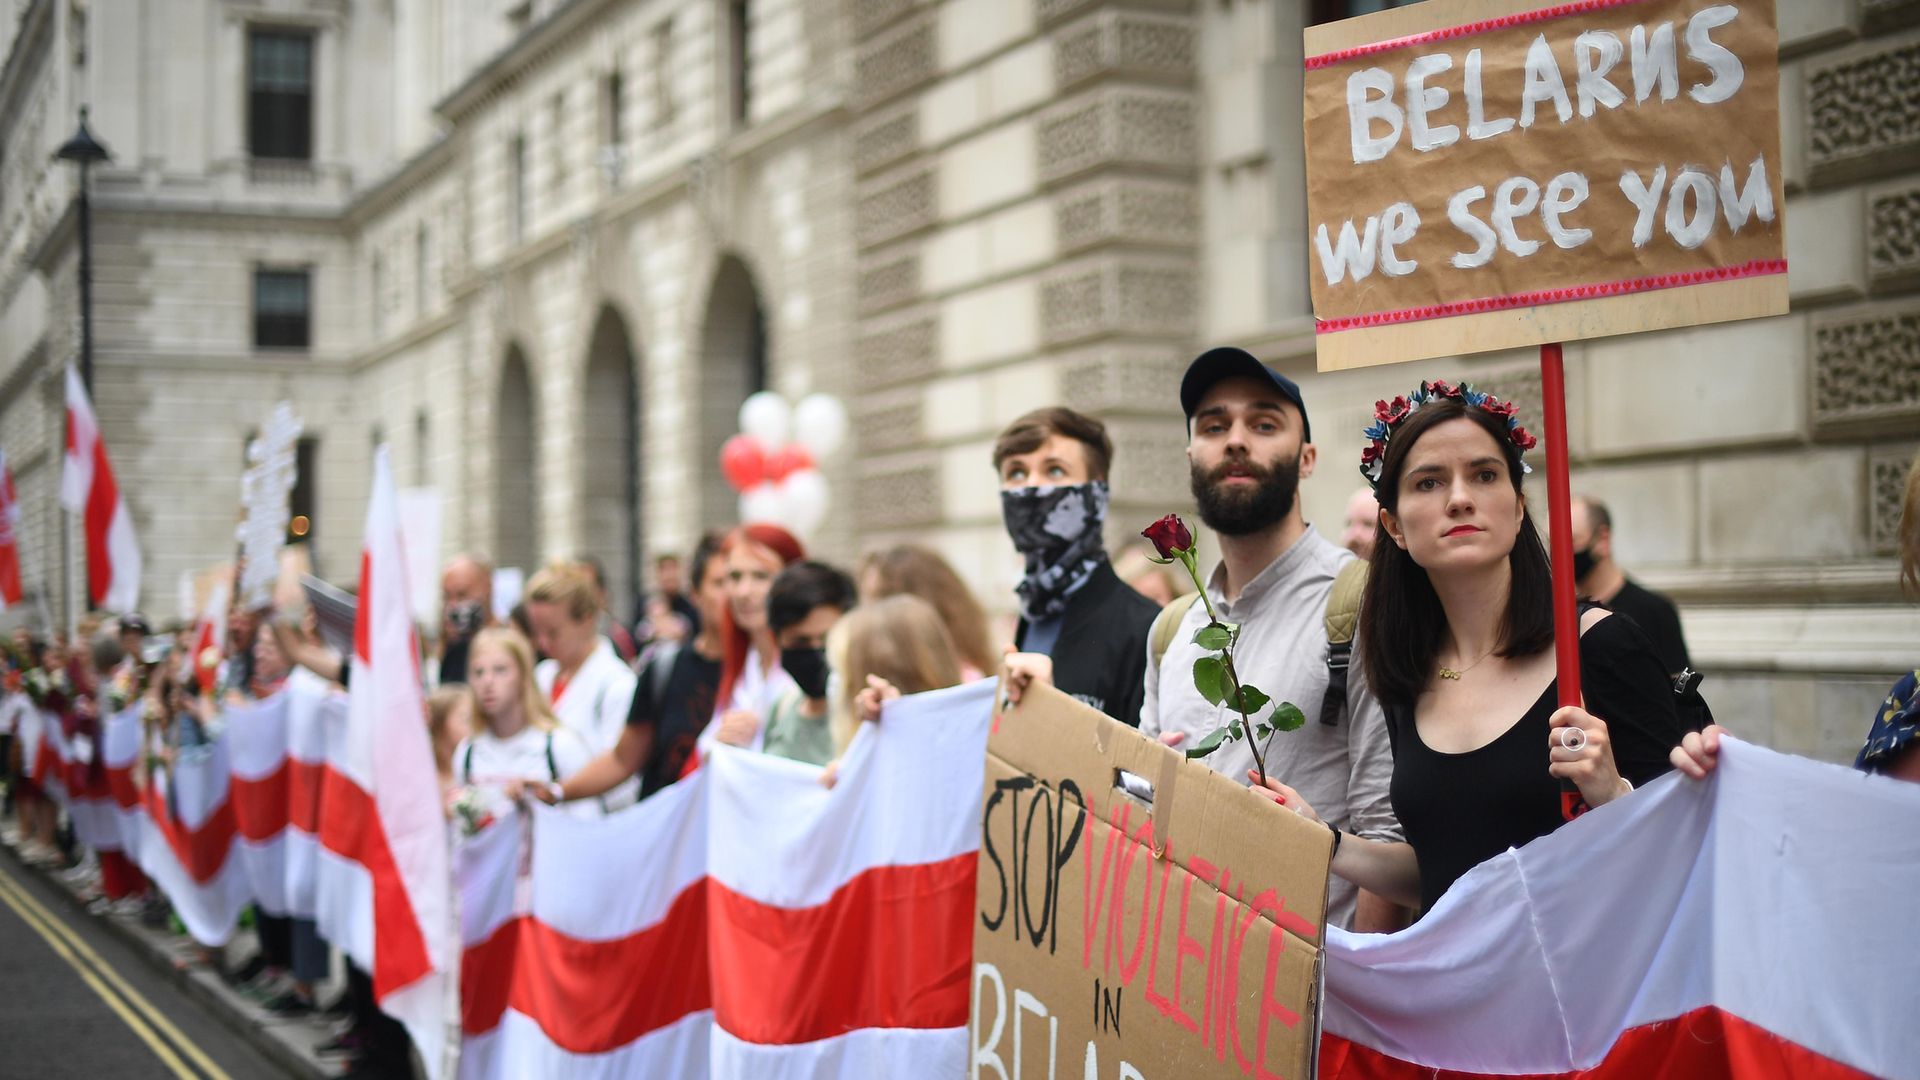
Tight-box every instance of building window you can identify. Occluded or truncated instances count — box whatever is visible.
[651,20,675,129]
[248,29,314,161]
[600,68,624,187]
[509,133,527,244]
[727,0,750,128]
[415,224,430,315]
[254,268,311,350]
[549,92,568,197]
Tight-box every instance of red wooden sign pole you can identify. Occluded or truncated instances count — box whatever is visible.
[1539,342,1586,818]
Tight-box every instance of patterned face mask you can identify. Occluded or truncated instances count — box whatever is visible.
[1001,481,1110,624]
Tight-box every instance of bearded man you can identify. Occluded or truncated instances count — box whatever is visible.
[1139,347,1407,932]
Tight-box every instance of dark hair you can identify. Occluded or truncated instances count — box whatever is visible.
[686,530,726,590]
[574,554,609,591]
[1359,398,1555,707]
[767,561,858,635]
[1575,494,1612,534]
[992,406,1114,482]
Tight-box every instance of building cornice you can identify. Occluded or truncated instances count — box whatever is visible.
[433,0,626,127]
[343,133,460,227]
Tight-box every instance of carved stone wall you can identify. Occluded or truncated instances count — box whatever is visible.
[857,250,921,315]
[855,311,939,386]
[1040,254,1197,346]
[1052,11,1193,91]
[1869,182,1920,292]
[855,15,938,110]
[1811,301,1920,435]
[855,165,937,247]
[854,388,926,454]
[856,461,943,528]
[1052,176,1196,254]
[1807,37,1920,185]
[1058,345,1188,412]
[1870,444,1917,554]
[855,107,920,177]
[1036,88,1197,187]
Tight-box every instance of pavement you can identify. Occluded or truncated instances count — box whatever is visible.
[0,837,349,1080]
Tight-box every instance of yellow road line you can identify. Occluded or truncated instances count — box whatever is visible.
[0,869,201,1080]
[0,866,234,1080]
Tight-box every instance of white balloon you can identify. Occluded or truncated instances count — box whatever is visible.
[779,468,831,536]
[739,482,783,525]
[738,391,792,448]
[792,393,849,460]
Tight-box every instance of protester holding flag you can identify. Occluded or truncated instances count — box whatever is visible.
[1253,382,1689,917]
[520,532,730,808]
[524,561,639,807]
[62,366,141,613]
[711,524,806,751]
[456,626,597,817]
[840,594,966,732]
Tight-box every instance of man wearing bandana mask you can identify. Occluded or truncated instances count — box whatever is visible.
[760,561,859,767]
[996,408,1159,727]
[439,553,498,685]
[1568,495,1691,679]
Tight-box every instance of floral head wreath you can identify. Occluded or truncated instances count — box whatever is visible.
[1360,380,1537,490]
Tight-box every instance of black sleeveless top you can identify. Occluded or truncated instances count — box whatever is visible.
[1385,614,1690,915]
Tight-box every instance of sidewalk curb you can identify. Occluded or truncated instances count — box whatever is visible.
[1,844,333,1080]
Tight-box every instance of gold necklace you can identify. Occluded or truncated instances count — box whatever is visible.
[1437,648,1497,681]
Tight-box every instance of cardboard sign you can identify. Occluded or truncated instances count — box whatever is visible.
[972,682,1332,1080]
[1304,0,1786,370]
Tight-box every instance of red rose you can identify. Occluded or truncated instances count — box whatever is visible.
[1141,514,1195,560]
[1360,442,1383,466]
[1511,427,1538,451]
[1484,398,1518,420]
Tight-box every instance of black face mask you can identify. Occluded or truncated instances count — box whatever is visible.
[1572,547,1597,581]
[1001,481,1111,624]
[780,646,831,701]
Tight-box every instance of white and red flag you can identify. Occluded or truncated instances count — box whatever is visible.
[317,445,453,1077]
[0,448,22,609]
[61,365,141,612]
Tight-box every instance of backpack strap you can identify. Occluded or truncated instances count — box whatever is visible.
[462,741,474,785]
[1318,560,1369,727]
[545,730,559,782]
[1149,593,1203,670]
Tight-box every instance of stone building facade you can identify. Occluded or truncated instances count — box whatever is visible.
[2,0,1915,762]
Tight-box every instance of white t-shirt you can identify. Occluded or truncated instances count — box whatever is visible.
[537,637,639,810]
[698,646,795,755]
[454,724,599,819]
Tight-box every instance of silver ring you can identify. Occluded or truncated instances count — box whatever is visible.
[1558,727,1588,753]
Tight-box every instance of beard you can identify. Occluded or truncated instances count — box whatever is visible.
[1190,450,1301,536]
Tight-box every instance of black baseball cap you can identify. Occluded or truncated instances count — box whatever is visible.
[1178,347,1311,443]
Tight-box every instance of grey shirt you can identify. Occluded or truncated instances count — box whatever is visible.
[1140,525,1402,929]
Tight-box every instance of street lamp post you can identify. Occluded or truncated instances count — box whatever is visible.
[55,108,112,626]
[56,106,112,393]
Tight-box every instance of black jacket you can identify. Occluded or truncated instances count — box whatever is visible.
[1015,561,1159,727]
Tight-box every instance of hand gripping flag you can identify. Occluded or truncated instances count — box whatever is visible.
[61,365,141,612]
[318,445,454,1077]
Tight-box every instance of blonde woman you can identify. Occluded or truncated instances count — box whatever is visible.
[856,546,996,680]
[840,595,966,734]
[456,628,598,818]
[426,684,476,811]
[524,563,639,760]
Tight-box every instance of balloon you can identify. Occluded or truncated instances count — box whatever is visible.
[739,482,783,525]
[779,468,831,537]
[738,391,792,448]
[719,434,769,492]
[766,443,815,483]
[793,394,848,460]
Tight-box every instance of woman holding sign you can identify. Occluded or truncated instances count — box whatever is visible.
[1251,383,1687,916]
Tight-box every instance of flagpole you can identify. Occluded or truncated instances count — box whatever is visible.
[1539,343,1584,819]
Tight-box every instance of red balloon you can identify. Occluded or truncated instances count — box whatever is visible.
[766,444,815,483]
[720,435,769,492]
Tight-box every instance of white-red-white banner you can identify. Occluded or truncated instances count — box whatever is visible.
[12,682,1918,1079]
[0,448,23,610]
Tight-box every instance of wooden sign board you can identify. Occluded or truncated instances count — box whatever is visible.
[972,682,1333,1080]
[1304,0,1787,370]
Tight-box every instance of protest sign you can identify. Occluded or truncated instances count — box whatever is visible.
[1304,0,1786,370]
[973,682,1332,1080]
[235,402,302,609]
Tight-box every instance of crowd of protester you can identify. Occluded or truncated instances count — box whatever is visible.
[4,346,1917,1077]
